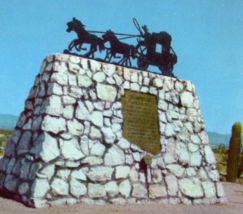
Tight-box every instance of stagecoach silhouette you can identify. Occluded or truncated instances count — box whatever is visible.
[64,17,177,77]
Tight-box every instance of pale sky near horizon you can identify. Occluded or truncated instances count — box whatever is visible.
[0,0,242,134]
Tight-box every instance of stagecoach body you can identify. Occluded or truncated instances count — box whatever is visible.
[136,38,177,77]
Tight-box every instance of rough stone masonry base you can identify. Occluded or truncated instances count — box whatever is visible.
[0,54,227,207]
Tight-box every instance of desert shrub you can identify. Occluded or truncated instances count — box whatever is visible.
[0,128,13,148]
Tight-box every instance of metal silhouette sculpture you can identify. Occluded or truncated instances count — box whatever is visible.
[102,30,136,67]
[65,17,105,58]
[64,17,177,77]
[133,18,177,76]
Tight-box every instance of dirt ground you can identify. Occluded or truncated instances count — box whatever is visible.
[0,182,242,214]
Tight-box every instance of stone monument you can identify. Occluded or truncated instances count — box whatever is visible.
[0,54,226,207]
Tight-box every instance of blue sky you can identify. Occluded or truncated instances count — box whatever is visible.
[0,0,242,134]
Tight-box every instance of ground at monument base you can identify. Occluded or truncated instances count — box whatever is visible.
[0,182,242,214]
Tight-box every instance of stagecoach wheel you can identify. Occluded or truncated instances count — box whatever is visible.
[137,56,149,70]
[159,62,174,77]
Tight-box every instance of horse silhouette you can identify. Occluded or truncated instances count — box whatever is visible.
[66,17,105,58]
[102,30,136,67]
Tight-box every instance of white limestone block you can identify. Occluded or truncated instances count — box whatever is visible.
[119,179,131,198]
[51,72,68,85]
[106,77,115,85]
[31,178,50,198]
[70,169,87,181]
[113,74,123,85]
[6,158,16,174]
[163,152,177,165]
[158,100,168,111]
[202,181,216,198]
[204,145,216,165]
[179,178,204,198]
[186,167,197,177]
[199,131,210,145]
[4,174,18,193]
[97,83,117,102]
[90,126,102,139]
[101,127,116,144]
[93,72,106,82]
[115,166,130,179]
[164,123,175,137]
[56,169,70,182]
[208,169,219,181]
[89,59,101,72]
[125,154,133,165]
[51,178,69,196]
[16,131,32,156]
[68,62,82,74]
[186,81,194,92]
[165,174,178,196]
[19,182,30,195]
[186,108,198,116]
[216,182,225,197]
[149,184,167,199]
[93,101,105,110]
[164,78,174,91]
[75,101,91,120]
[104,145,125,166]
[70,179,87,198]
[184,122,193,133]
[129,166,139,182]
[175,142,189,165]
[102,63,116,76]
[189,151,202,166]
[188,143,199,152]
[67,119,84,135]
[63,105,74,119]
[69,87,83,98]
[109,197,125,204]
[39,164,55,181]
[69,55,80,64]
[88,183,106,198]
[175,81,184,92]
[86,166,114,182]
[60,138,84,161]
[105,181,119,197]
[167,164,185,178]
[117,138,131,149]
[41,115,66,134]
[81,156,103,165]
[78,75,92,87]
[37,82,46,97]
[47,82,63,95]
[190,134,201,144]
[91,111,103,127]
[62,95,76,105]
[90,142,106,157]
[132,152,140,162]
[153,78,163,88]
[180,91,194,107]
[132,183,147,198]
[30,132,60,163]
[197,168,208,181]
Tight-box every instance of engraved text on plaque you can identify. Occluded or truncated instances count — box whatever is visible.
[120,90,161,155]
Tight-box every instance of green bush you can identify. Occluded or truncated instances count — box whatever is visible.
[0,128,13,148]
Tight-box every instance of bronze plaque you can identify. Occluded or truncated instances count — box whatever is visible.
[120,90,161,155]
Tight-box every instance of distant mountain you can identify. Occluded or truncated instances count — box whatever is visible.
[207,131,243,147]
[0,114,18,129]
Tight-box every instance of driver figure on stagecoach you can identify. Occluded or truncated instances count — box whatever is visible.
[136,24,172,57]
